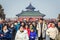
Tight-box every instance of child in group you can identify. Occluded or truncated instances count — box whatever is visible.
[29,28,37,40]
[46,22,58,40]
[29,24,33,30]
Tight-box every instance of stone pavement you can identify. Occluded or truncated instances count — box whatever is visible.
[35,35,50,40]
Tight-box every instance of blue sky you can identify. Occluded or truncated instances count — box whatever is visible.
[0,0,60,18]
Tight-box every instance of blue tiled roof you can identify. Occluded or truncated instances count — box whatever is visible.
[26,4,35,9]
[16,11,45,17]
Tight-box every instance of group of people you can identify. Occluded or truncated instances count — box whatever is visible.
[0,18,60,40]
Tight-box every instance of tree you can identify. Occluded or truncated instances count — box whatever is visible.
[0,4,5,20]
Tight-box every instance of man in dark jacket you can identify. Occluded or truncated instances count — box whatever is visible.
[8,24,16,40]
[56,20,60,40]
[0,23,3,31]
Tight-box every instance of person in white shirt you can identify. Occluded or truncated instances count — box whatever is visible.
[15,26,29,40]
[37,18,47,40]
[46,22,58,40]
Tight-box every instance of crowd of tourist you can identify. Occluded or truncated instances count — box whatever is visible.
[0,18,60,40]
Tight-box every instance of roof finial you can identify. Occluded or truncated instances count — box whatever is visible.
[26,3,35,11]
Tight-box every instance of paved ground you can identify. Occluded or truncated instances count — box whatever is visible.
[35,35,50,40]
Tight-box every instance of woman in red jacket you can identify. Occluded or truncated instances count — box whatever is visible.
[24,24,30,37]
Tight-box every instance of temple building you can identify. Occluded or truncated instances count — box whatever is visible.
[16,4,45,21]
